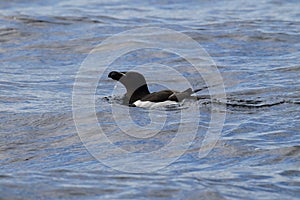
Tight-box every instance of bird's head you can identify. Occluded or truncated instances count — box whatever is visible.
[108,71,149,99]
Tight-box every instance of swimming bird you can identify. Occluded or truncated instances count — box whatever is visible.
[108,71,205,108]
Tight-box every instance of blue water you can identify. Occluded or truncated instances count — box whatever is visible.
[1,0,300,199]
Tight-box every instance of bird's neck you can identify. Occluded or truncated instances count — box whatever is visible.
[125,84,150,105]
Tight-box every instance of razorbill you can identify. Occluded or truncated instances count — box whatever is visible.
[108,71,203,108]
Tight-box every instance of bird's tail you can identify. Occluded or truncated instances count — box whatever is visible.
[168,87,209,102]
[192,86,208,93]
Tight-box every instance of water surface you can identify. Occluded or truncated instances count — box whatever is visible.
[0,0,300,199]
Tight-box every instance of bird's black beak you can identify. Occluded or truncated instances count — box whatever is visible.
[108,71,126,81]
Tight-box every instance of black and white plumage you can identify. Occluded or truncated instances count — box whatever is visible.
[108,71,201,108]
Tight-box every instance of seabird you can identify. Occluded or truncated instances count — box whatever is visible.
[108,71,204,108]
